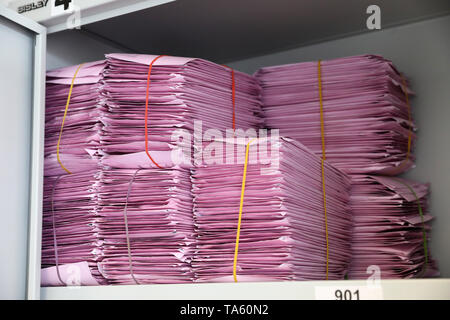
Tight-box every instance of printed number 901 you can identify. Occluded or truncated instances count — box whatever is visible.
[335,289,360,300]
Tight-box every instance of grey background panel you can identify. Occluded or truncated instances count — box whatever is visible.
[46,30,126,70]
[0,15,33,299]
[80,0,450,63]
[229,15,450,277]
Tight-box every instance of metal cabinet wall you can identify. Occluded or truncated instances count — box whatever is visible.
[0,7,46,300]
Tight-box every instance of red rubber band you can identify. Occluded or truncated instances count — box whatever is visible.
[145,55,166,168]
[223,65,236,130]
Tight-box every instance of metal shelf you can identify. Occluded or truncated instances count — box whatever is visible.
[41,279,450,300]
[2,0,449,300]
[5,0,174,33]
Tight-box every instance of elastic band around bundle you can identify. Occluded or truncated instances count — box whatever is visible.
[51,175,67,286]
[397,76,413,171]
[145,55,166,169]
[223,65,236,131]
[233,138,257,282]
[123,168,143,285]
[317,60,330,280]
[56,63,85,174]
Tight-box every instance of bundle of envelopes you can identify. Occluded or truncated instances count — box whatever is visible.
[44,60,106,176]
[191,137,352,282]
[101,53,262,165]
[41,53,264,286]
[254,55,415,175]
[41,170,105,284]
[348,175,439,279]
[98,52,258,284]
[42,61,107,285]
[96,167,194,284]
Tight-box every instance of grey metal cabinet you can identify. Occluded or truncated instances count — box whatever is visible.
[0,7,46,300]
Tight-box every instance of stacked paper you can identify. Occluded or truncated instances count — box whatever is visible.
[191,137,352,282]
[255,55,415,175]
[42,61,106,285]
[41,171,105,284]
[44,60,106,176]
[96,168,194,284]
[100,53,261,164]
[348,175,439,279]
[95,53,263,285]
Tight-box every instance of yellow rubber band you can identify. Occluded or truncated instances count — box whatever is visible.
[56,63,85,174]
[317,60,329,280]
[233,138,257,282]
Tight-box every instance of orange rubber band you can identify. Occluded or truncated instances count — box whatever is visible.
[398,76,413,170]
[56,63,84,174]
[145,55,166,169]
[317,60,329,280]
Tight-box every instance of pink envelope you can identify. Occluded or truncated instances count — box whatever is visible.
[348,175,438,279]
[254,54,416,175]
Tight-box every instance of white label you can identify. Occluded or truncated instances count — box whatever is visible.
[51,0,74,17]
[315,285,384,300]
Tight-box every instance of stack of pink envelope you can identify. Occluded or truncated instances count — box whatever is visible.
[44,60,106,176]
[101,53,262,164]
[92,53,263,285]
[42,61,107,285]
[348,175,439,279]
[191,137,352,282]
[95,168,194,284]
[41,170,105,285]
[254,55,415,175]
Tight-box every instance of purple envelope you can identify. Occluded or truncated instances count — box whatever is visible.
[348,175,439,279]
[191,137,352,282]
